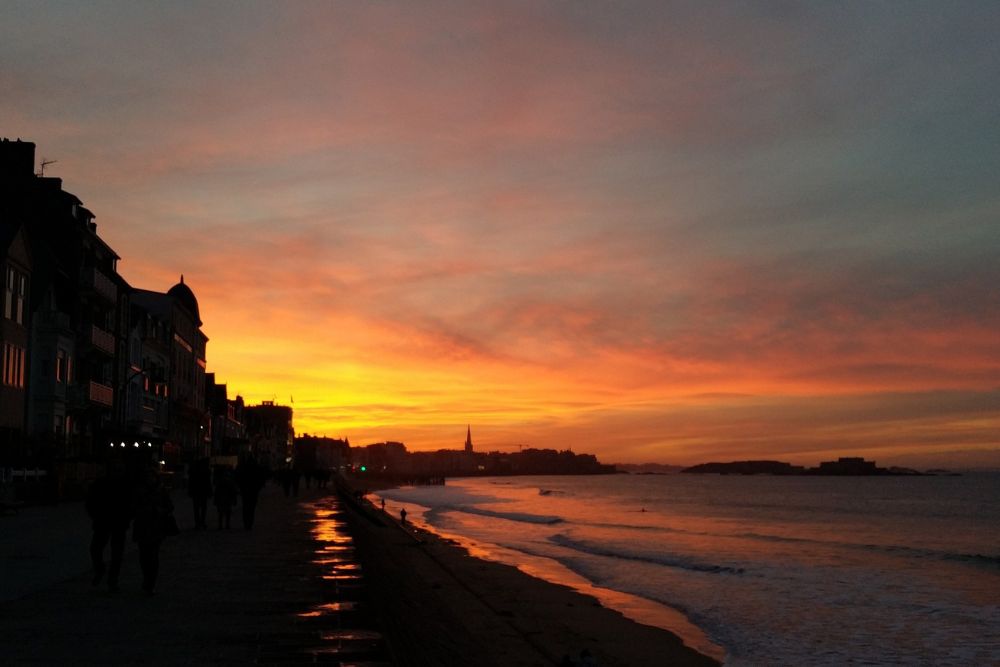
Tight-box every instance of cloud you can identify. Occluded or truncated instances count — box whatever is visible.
[3,2,998,465]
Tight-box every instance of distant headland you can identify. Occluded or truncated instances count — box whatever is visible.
[680,457,958,476]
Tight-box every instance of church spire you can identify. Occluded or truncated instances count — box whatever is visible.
[464,425,473,453]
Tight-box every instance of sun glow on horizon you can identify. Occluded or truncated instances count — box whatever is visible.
[5,3,998,467]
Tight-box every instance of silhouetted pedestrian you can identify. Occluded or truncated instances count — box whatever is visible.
[236,456,265,529]
[400,507,407,524]
[188,458,212,529]
[132,467,175,595]
[85,460,134,593]
[213,467,238,529]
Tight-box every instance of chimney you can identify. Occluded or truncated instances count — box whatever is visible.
[0,138,37,183]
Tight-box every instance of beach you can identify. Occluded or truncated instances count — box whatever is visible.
[1,478,718,665]
[373,473,1000,666]
[341,482,720,666]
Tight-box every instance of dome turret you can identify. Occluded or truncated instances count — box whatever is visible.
[167,274,201,325]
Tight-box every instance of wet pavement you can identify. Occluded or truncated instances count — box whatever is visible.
[0,483,392,665]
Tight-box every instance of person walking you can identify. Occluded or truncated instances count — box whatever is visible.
[213,466,238,529]
[85,459,134,593]
[132,466,176,595]
[235,456,265,529]
[188,458,212,529]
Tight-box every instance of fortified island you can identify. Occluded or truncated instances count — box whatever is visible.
[681,457,937,476]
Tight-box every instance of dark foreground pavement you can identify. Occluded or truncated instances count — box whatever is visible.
[0,483,391,666]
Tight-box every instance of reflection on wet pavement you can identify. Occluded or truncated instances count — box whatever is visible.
[259,495,390,665]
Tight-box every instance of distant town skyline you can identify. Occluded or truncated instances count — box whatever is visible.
[3,3,998,466]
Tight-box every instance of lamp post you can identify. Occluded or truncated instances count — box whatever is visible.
[110,366,161,464]
[119,365,150,427]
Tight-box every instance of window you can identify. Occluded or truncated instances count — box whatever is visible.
[16,274,25,324]
[3,268,26,324]
[3,267,12,320]
[2,343,26,387]
[55,350,74,383]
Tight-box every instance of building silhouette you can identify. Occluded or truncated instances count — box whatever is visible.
[1,139,131,489]
[293,434,349,475]
[123,294,172,452]
[0,139,250,498]
[245,401,294,470]
[0,220,31,455]
[131,278,209,464]
[206,373,246,458]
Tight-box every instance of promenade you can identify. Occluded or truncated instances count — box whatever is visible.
[0,482,390,665]
[1,478,720,666]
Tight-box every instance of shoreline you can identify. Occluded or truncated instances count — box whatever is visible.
[409,516,726,663]
[340,479,721,666]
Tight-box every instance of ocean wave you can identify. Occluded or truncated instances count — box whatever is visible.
[427,505,564,525]
[737,532,1000,568]
[943,552,1000,567]
[550,533,744,574]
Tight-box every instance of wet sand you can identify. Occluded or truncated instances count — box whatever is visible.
[341,488,721,666]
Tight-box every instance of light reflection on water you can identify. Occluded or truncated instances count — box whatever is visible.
[379,474,1000,666]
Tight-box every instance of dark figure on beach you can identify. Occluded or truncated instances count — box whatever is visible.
[213,467,238,529]
[132,467,175,594]
[236,456,266,529]
[400,507,407,524]
[188,458,212,529]
[380,498,386,512]
[85,460,134,592]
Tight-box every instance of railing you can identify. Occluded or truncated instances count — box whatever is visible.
[88,267,118,303]
[91,324,115,355]
[89,381,113,407]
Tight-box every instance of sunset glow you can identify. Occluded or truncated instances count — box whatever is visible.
[4,2,998,465]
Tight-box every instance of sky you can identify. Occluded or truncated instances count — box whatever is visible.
[3,1,998,466]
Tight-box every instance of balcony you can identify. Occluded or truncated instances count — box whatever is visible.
[91,324,116,356]
[87,267,118,303]
[89,381,114,407]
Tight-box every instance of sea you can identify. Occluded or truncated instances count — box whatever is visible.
[377,473,1000,666]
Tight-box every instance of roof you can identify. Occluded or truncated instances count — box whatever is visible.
[167,275,201,325]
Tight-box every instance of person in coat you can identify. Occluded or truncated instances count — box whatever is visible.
[85,459,134,593]
[213,466,238,529]
[132,466,175,594]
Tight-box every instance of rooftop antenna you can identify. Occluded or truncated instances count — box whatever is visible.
[38,158,57,176]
